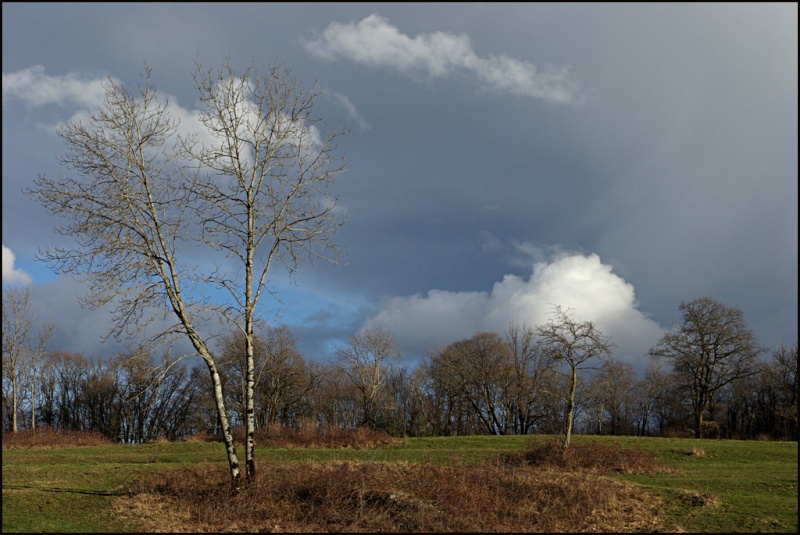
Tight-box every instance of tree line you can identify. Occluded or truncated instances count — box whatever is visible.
[5,287,797,444]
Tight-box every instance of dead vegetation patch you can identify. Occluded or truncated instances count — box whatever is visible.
[678,489,720,509]
[688,447,706,458]
[503,439,672,475]
[116,452,672,533]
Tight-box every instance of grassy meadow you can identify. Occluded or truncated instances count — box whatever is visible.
[2,430,797,532]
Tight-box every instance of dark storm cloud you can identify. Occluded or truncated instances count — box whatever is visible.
[3,4,796,373]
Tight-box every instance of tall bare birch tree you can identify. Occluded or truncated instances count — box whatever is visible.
[186,59,346,483]
[26,59,347,489]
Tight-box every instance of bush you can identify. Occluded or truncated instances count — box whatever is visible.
[502,438,661,475]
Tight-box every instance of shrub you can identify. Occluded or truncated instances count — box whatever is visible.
[502,438,661,474]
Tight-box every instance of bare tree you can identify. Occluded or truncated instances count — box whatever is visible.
[2,286,54,433]
[2,287,34,432]
[419,345,484,436]
[336,326,401,428]
[537,306,613,450]
[257,325,318,429]
[442,332,514,435]
[505,322,556,435]
[631,361,671,436]
[768,343,798,440]
[218,325,317,430]
[25,58,347,489]
[383,365,428,436]
[39,351,90,431]
[29,319,55,432]
[186,59,346,482]
[583,359,636,435]
[649,296,761,438]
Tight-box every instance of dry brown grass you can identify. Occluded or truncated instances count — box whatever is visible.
[1,428,115,449]
[689,447,706,458]
[115,441,672,533]
[503,439,669,475]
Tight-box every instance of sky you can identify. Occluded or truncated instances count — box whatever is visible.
[2,3,797,377]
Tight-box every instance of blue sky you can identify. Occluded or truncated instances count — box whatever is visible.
[3,3,797,375]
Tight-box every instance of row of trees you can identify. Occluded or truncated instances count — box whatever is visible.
[5,289,797,447]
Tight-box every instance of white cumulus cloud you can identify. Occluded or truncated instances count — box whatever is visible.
[364,252,665,371]
[2,65,109,110]
[3,66,323,168]
[304,14,581,105]
[2,245,33,286]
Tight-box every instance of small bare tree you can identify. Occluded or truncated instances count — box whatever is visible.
[3,287,34,433]
[25,58,347,489]
[537,306,613,450]
[257,325,319,429]
[631,361,670,436]
[583,358,636,435]
[505,322,556,435]
[437,332,513,435]
[2,287,55,432]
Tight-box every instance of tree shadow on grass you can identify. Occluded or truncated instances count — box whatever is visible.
[3,484,122,496]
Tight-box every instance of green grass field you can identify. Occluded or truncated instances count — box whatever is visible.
[2,435,797,532]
